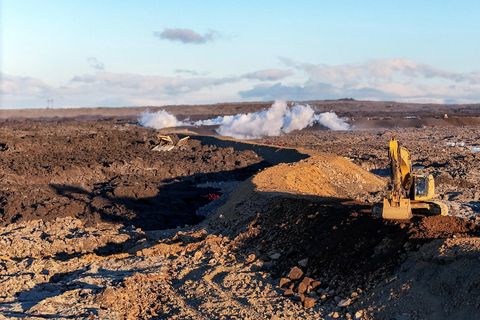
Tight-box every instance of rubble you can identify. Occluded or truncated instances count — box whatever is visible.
[287,267,304,280]
[338,298,352,307]
[303,296,316,308]
[0,123,265,230]
[279,277,291,288]
[1,115,480,319]
[298,258,309,267]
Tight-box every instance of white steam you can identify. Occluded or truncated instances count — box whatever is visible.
[195,101,316,139]
[314,112,351,131]
[138,101,350,139]
[138,110,187,129]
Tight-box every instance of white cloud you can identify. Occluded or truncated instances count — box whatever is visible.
[241,58,480,103]
[3,58,480,109]
[174,69,208,76]
[0,73,51,95]
[0,71,242,108]
[243,69,294,81]
[154,28,219,44]
[283,58,480,86]
[69,72,238,95]
[314,112,350,130]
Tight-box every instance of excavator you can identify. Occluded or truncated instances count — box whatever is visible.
[381,138,448,219]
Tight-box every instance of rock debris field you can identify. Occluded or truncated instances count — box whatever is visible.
[1,111,480,319]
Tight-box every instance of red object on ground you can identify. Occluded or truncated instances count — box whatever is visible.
[205,193,221,201]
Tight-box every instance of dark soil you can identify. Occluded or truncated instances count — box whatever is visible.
[242,197,480,296]
[0,120,266,230]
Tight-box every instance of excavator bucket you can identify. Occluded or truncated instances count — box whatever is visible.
[382,197,412,220]
[152,135,190,151]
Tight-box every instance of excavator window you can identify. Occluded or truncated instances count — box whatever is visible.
[414,175,428,197]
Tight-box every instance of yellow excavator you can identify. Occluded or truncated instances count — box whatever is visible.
[382,138,448,219]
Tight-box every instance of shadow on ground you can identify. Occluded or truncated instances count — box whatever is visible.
[229,185,480,295]
[47,135,309,231]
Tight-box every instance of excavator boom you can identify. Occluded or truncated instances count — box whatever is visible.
[382,138,413,219]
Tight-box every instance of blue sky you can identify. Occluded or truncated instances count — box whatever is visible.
[2,0,480,108]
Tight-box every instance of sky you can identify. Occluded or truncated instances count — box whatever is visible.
[1,0,480,109]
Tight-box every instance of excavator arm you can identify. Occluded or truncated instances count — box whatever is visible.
[382,138,413,219]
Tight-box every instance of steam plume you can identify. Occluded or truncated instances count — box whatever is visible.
[138,101,350,138]
[195,101,315,139]
[138,110,187,129]
[314,112,351,130]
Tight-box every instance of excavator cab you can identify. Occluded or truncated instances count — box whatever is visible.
[412,174,435,201]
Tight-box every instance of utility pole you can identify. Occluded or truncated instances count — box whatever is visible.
[46,98,54,109]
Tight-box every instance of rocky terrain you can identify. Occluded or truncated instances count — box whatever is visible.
[0,121,265,230]
[1,104,480,319]
[259,126,480,221]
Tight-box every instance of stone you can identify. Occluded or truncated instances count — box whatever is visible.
[331,311,340,318]
[283,288,294,297]
[355,310,364,319]
[298,258,309,267]
[338,298,352,307]
[245,253,256,264]
[303,296,316,308]
[287,266,303,280]
[291,294,302,302]
[269,252,281,260]
[301,276,314,286]
[193,250,203,261]
[297,282,308,294]
[311,280,321,290]
[298,276,314,294]
[279,277,291,288]
[299,293,305,302]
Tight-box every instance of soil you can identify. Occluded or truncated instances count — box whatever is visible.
[0,120,266,230]
[240,199,479,294]
[1,104,480,319]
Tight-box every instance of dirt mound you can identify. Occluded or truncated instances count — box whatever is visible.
[252,154,385,198]
[0,121,265,230]
[411,215,476,238]
[212,152,385,236]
